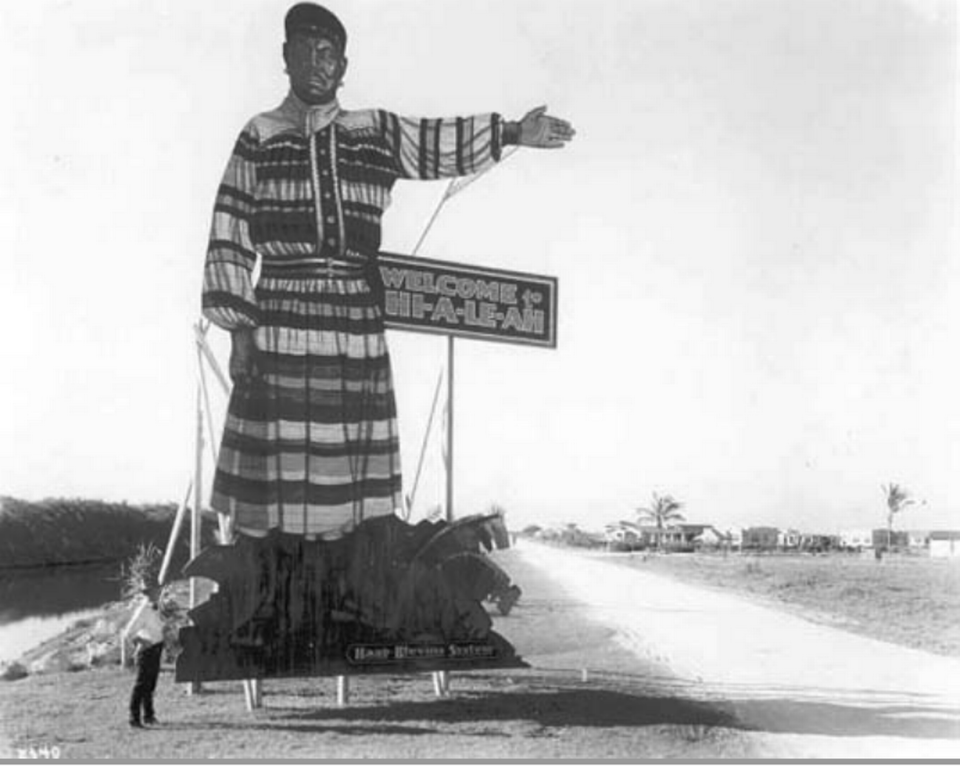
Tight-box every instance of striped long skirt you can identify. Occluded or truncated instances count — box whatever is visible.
[210,275,403,540]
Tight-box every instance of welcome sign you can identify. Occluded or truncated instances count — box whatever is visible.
[378,252,559,349]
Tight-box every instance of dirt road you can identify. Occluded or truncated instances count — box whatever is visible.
[516,540,960,759]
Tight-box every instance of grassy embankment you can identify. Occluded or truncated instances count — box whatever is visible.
[0,497,217,676]
[0,497,211,570]
[606,549,960,657]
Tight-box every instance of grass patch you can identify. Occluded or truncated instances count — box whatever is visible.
[608,551,960,656]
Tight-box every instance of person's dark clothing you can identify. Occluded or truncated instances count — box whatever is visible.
[129,642,163,726]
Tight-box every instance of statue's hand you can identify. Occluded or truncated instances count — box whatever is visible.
[229,328,261,386]
[518,105,576,149]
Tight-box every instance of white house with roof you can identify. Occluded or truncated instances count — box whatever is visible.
[688,525,730,548]
[604,521,641,545]
[723,528,744,550]
[929,531,960,558]
[839,528,873,550]
[777,529,801,549]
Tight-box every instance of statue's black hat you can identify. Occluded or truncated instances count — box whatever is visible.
[285,3,347,50]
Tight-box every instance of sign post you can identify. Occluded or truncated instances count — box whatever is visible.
[189,379,204,695]
[446,336,455,522]
[377,251,559,523]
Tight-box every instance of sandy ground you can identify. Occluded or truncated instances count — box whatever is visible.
[3,541,958,759]
[517,540,960,759]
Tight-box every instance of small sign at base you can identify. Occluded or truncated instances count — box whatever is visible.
[346,641,498,666]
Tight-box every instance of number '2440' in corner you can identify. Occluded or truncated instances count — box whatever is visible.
[16,745,61,759]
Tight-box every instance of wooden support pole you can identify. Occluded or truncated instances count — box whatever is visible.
[411,187,452,257]
[188,382,204,696]
[242,679,263,711]
[190,382,203,608]
[198,347,219,468]
[195,323,231,395]
[403,368,445,520]
[198,350,234,545]
[197,346,231,545]
[158,479,194,586]
[441,339,457,692]
[446,336,455,522]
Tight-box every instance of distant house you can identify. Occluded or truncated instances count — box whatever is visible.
[640,525,686,550]
[777,529,801,550]
[604,522,732,552]
[676,524,709,549]
[604,522,641,548]
[742,527,779,551]
[687,525,730,549]
[724,528,744,551]
[929,531,960,559]
[604,524,629,542]
[839,529,873,550]
[799,533,838,553]
[872,529,909,550]
[533,525,563,541]
[642,523,729,551]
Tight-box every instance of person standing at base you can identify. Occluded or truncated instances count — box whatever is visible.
[202,2,575,542]
[121,586,166,728]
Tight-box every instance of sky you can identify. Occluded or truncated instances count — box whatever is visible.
[1,0,957,535]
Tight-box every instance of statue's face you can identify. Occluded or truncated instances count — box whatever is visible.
[284,31,348,105]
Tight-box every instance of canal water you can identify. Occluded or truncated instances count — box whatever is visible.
[0,563,122,663]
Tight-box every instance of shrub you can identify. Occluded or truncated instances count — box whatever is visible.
[0,661,28,681]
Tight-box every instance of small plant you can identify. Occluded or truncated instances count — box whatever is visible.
[120,542,163,602]
[119,544,184,621]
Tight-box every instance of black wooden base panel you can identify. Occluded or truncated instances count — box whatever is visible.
[174,514,525,683]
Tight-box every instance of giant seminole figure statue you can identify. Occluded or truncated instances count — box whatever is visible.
[177,3,575,683]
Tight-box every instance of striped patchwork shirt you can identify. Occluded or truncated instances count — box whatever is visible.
[202,91,507,331]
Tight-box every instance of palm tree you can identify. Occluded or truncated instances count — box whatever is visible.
[635,492,685,551]
[882,483,914,551]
